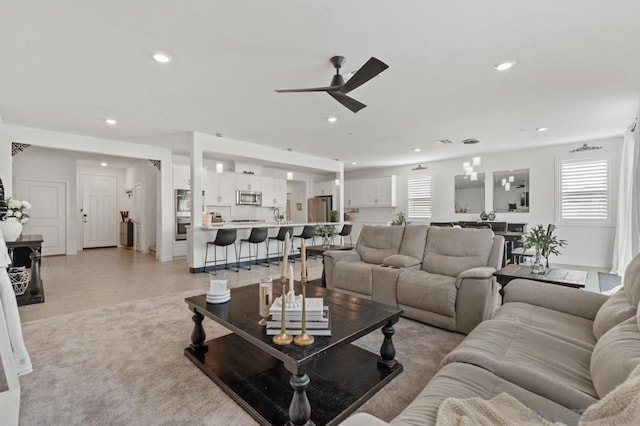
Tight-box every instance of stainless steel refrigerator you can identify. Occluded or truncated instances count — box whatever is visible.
[307,195,332,222]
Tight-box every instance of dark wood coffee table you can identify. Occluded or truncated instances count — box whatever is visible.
[184,283,403,426]
[306,245,352,286]
[494,264,587,302]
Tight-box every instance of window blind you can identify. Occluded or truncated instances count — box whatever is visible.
[560,159,608,220]
[408,175,432,219]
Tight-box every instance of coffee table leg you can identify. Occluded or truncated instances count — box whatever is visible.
[288,373,314,426]
[378,320,397,370]
[190,309,207,352]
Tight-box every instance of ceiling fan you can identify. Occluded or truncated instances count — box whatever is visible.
[275,55,389,113]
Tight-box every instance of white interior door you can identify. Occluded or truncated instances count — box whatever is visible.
[134,183,143,252]
[15,179,66,256]
[82,174,117,248]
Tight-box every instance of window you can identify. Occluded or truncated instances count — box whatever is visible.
[559,158,609,221]
[408,174,432,219]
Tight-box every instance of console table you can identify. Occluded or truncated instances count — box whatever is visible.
[5,234,44,306]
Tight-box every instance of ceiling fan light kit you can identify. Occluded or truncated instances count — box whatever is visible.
[275,55,389,113]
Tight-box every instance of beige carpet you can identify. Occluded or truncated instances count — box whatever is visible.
[19,290,464,425]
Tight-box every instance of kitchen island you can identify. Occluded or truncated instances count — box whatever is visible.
[188,222,347,273]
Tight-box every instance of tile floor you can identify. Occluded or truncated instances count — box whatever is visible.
[17,248,610,323]
[18,248,324,322]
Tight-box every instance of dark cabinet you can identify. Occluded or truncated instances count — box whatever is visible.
[120,222,134,247]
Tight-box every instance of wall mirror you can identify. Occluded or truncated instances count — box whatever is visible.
[454,173,485,213]
[492,169,529,213]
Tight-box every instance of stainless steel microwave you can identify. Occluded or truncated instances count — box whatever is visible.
[236,190,262,206]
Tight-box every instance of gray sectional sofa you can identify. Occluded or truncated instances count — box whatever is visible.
[341,253,640,425]
[324,225,504,334]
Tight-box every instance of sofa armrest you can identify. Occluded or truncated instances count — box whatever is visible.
[457,266,496,281]
[339,412,390,426]
[324,250,362,263]
[382,254,421,268]
[503,279,608,320]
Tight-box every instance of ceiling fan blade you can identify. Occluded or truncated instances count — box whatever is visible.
[341,57,389,94]
[328,92,366,113]
[275,85,342,93]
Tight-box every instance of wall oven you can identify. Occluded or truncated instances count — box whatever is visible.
[236,190,262,206]
[175,189,191,240]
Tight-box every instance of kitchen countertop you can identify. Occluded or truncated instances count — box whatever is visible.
[199,221,345,230]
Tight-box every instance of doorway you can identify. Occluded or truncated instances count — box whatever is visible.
[82,174,117,248]
[15,179,67,255]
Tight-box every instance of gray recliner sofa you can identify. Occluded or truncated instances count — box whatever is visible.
[340,253,640,425]
[324,225,504,334]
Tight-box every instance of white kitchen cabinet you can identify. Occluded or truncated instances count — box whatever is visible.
[262,177,287,207]
[235,173,262,192]
[314,180,335,197]
[172,165,190,189]
[205,170,236,206]
[345,176,396,207]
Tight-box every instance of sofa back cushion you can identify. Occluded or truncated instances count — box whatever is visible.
[356,225,405,265]
[590,312,640,398]
[422,227,494,277]
[399,225,429,260]
[594,254,640,339]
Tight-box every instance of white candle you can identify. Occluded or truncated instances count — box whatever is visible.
[282,232,289,277]
[289,265,294,293]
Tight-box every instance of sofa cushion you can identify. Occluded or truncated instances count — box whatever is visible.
[334,261,374,296]
[593,289,637,340]
[382,254,421,268]
[422,228,493,277]
[623,253,640,306]
[398,225,429,260]
[441,319,598,410]
[493,302,597,350]
[356,226,405,265]
[397,270,457,318]
[590,315,640,398]
[389,363,581,426]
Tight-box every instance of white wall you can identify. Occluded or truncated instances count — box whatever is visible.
[0,114,11,195]
[12,147,78,253]
[345,136,623,268]
[288,180,307,223]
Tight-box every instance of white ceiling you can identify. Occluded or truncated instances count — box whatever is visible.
[1,1,639,171]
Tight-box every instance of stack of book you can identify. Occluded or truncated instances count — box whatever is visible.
[266,297,331,336]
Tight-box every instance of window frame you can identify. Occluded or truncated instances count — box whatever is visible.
[407,173,433,220]
[555,155,613,227]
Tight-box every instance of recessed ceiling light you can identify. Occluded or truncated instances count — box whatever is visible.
[536,127,549,132]
[413,148,421,152]
[494,61,515,71]
[153,52,172,63]
[100,162,108,167]
[105,118,117,126]
[351,161,357,165]
[327,117,338,123]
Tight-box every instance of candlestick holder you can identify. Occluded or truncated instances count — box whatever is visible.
[272,275,293,346]
[294,277,315,346]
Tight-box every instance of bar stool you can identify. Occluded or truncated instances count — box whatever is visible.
[238,227,269,270]
[204,228,239,274]
[334,224,353,246]
[293,225,317,258]
[267,226,294,265]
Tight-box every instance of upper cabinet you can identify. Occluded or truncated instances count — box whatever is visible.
[235,173,262,192]
[314,180,335,197]
[172,165,190,189]
[262,177,287,208]
[205,171,235,206]
[345,176,397,207]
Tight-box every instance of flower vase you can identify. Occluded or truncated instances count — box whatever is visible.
[531,250,546,275]
[0,217,23,241]
[322,235,331,250]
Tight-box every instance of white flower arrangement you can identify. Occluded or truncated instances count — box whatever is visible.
[5,197,32,223]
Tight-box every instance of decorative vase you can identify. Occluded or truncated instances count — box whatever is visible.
[322,235,331,249]
[0,217,23,241]
[531,250,546,275]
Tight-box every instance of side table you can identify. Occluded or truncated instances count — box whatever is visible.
[6,234,44,306]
